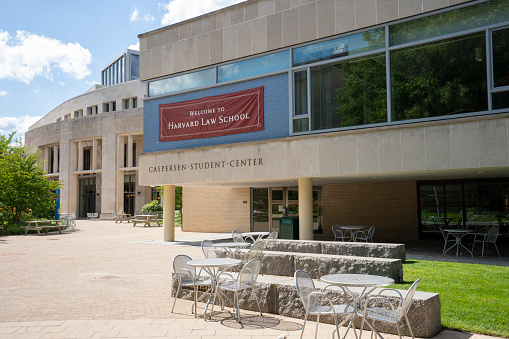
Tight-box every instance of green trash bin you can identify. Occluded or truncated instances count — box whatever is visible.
[279,216,299,240]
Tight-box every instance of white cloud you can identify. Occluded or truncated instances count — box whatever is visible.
[128,42,140,51]
[0,30,92,84]
[0,90,8,96]
[130,7,155,22]
[130,7,140,22]
[161,0,244,26]
[0,115,42,138]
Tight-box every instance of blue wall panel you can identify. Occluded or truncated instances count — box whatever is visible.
[143,73,289,153]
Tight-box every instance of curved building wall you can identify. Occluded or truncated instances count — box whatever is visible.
[25,80,150,219]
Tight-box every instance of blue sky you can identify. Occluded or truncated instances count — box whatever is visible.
[0,0,243,139]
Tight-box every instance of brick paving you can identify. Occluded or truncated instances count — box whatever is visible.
[0,220,503,338]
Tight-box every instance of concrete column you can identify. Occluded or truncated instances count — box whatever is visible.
[127,135,133,168]
[53,146,59,173]
[92,139,98,170]
[44,147,50,173]
[163,185,175,242]
[77,141,83,171]
[298,178,313,240]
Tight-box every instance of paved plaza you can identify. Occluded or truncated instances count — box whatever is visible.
[0,220,503,338]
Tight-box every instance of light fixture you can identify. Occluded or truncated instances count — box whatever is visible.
[475,171,486,174]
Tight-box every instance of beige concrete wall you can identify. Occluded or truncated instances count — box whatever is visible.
[322,181,419,242]
[139,0,474,81]
[139,113,509,187]
[182,186,251,232]
[25,107,145,217]
[29,81,145,130]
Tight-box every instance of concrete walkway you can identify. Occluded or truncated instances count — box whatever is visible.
[0,220,503,338]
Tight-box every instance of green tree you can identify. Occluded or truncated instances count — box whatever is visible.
[155,185,182,211]
[0,133,61,224]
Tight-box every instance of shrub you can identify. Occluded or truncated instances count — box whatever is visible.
[141,200,163,213]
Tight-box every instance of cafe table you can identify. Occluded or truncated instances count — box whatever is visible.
[241,231,270,243]
[213,242,251,257]
[443,229,473,257]
[339,226,365,242]
[187,257,242,320]
[320,273,395,339]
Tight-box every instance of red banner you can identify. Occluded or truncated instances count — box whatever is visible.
[159,87,264,142]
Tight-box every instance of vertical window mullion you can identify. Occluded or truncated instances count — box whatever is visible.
[386,24,392,123]
[307,67,311,131]
[487,28,493,111]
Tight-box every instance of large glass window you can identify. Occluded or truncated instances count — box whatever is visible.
[149,68,215,97]
[293,28,385,66]
[310,53,386,130]
[419,179,509,234]
[218,51,289,83]
[390,0,509,46]
[493,28,509,87]
[294,70,308,116]
[391,32,488,122]
[130,54,139,81]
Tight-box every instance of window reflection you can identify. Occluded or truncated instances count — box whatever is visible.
[293,28,385,66]
[391,33,488,121]
[492,27,509,88]
[149,68,215,97]
[218,51,289,83]
[311,53,386,130]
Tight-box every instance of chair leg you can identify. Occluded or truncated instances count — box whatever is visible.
[300,312,309,339]
[494,242,501,257]
[171,284,181,313]
[315,314,320,339]
[404,315,415,339]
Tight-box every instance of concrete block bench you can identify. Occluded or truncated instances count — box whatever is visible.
[171,273,441,338]
[235,249,403,282]
[270,239,406,261]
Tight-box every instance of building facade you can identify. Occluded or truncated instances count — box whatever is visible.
[138,0,509,242]
[25,50,157,219]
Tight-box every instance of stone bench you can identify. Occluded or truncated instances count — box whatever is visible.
[235,249,403,282]
[171,273,441,338]
[270,239,406,261]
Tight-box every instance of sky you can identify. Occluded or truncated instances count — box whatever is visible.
[0,0,244,140]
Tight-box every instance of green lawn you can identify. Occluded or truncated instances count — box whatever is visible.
[395,260,509,338]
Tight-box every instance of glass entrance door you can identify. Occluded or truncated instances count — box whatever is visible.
[252,188,269,232]
[79,177,96,218]
[123,174,135,215]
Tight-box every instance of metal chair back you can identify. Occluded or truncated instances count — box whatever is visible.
[265,231,278,249]
[295,270,320,311]
[173,254,197,281]
[332,224,344,241]
[239,259,261,289]
[399,278,420,320]
[247,240,264,262]
[486,226,499,243]
[232,230,244,243]
[201,240,217,258]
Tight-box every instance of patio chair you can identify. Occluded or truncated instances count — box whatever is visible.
[358,278,420,339]
[201,240,218,258]
[356,225,375,242]
[264,231,278,250]
[171,254,212,317]
[471,226,500,258]
[216,259,262,322]
[232,230,244,243]
[332,224,346,241]
[439,226,455,256]
[295,270,355,339]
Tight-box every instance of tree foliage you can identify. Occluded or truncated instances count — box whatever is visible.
[0,133,61,224]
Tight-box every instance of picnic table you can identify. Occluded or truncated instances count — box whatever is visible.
[131,214,162,227]
[22,220,66,235]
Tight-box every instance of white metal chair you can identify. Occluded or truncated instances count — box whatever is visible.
[359,278,421,339]
[171,255,212,317]
[332,224,346,241]
[232,230,244,243]
[201,240,218,258]
[216,259,262,322]
[356,225,375,242]
[264,230,278,249]
[295,270,355,339]
[471,226,500,257]
[439,226,456,256]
